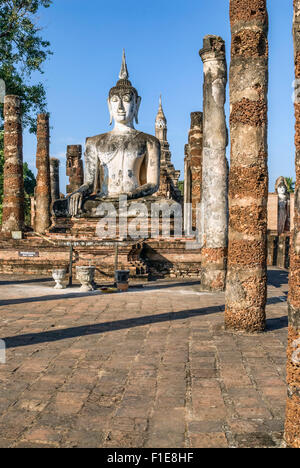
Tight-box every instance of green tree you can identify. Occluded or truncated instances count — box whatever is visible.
[0,0,52,132]
[285,177,295,193]
[0,0,52,224]
[178,180,184,196]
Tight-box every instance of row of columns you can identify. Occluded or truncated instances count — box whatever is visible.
[184,12,268,301]
[183,0,298,447]
[1,102,84,235]
[184,36,229,293]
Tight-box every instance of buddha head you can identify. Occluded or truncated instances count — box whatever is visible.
[108,50,141,127]
[275,176,289,200]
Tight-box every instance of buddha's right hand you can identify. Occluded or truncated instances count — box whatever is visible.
[68,191,83,217]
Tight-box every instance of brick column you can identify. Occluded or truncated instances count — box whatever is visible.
[50,157,60,203]
[284,0,300,449]
[184,144,192,234]
[199,35,228,291]
[185,112,203,232]
[35,114,51,234]
[66,145,83,195]
[2,95,24,234]
[225,0,269,332]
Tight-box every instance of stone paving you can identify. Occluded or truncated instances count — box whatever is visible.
[0,268,288,448]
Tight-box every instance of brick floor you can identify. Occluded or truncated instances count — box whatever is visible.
[0,267,288,448]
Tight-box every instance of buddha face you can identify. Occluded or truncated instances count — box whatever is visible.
[108,91,141,126]
[277,183,287,197]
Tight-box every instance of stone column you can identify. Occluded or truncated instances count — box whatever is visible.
[284,0,300,449]
[35,113,51,234]
[185,112,203,233]
[50,157,60,203]
[66,145,83,195]
[30,196,36,228]
[199,35,228,291]
[2,95,24,234]
[184,144,191,234]
[225,0,269,332]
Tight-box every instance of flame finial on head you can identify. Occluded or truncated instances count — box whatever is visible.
[119,49,129,80]
[109,49,139,102]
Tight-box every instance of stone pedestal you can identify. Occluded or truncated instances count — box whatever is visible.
[35,114,51,234]
[225,0,269,333]
[51,196,182,240]
[199,35,228,292]
[1,95,24,234]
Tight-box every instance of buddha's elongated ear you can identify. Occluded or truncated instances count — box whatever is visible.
[135,96,141,125]
[107,98,113,125]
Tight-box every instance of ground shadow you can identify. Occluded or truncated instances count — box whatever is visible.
[0,280,203,307]
[142,280,200,291]
[4,305,225,349]
[0,277,52,286]
[3,300,289,350]
[267,269,289,289]
[266,316,288,331]
[0,286,287,308]
[0,290,105,307]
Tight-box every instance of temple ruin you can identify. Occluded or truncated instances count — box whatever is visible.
[0,1,299,448]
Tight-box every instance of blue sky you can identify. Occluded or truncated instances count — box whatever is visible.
[23,0,295,193]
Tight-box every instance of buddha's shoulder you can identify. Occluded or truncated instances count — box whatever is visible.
[135,132,160,147]
[85,133,110,146]
[86,131,160,147]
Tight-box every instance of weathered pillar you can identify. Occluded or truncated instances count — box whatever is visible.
[184,144,192,234]
[199,35,228,291]
[30,196,36,228]
[184,112,203,234]
[50,157,60,203]
[2,95,24,234]
[66,145,83,195]
[284,0,300,449]
[225,0,269,332]
[35,113,51,234]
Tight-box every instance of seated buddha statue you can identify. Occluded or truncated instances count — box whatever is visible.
[53,51,161,218]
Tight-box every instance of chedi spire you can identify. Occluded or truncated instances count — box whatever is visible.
[156,95,166,123]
